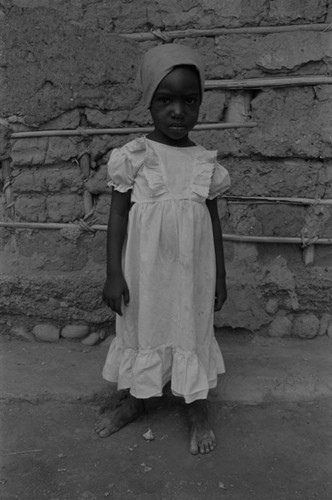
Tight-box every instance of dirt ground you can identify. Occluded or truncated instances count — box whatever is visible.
[1,396,332,500]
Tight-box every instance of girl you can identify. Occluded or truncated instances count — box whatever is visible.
[95,44,230,455]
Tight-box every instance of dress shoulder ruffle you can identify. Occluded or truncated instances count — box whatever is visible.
[192,148,231,200]
[142,139,169,196]
[191,149,216,199]
[107,137,146,192]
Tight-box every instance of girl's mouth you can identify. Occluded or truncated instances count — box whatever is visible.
[169,124,186,130]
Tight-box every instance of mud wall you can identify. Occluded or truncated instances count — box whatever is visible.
[1,0,332,340]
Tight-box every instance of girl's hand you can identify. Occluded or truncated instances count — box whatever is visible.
[214,276,227,311]
[102,274,130,316]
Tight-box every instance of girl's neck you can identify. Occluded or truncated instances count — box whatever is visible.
[146,131,196,148]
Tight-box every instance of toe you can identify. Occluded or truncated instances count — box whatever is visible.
[206,438,216,453]
[189,433,199,455]
[98,427,112,438]
[199,434,216,454]
[205,442,213,454]
[199,441,208,454]
[94,423,103,433]
[94,418,109,433]
[190,443,199,455]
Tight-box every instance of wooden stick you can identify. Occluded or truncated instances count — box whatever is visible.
[6,449,43,455]
[11,127,153,139]
[225,196,332,206]
[121,23,332,41]
[222,234,331,246]
[0,221,107,231]
[1,221,331,246]
[205,75,332,89]
[1,159,15,219]
[10,122,257,139]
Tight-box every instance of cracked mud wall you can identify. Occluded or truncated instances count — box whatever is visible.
[1,0,332,337]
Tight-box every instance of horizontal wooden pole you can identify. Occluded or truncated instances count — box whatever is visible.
[205,75,332,89]
[225,196,332,206]
[222,234,328,246]
[121,23,332,41]
[10,122,257,139]
[0,221,108,231]
[1,221,331,246]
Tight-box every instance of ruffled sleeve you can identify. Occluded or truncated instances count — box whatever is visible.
[191,149,230,200]
[107,137,146,192]
[207,160,231,200]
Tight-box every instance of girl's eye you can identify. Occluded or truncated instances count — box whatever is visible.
[158,96,171,105]
[185,97,198,105]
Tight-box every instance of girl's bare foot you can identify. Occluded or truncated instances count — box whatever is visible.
[95,393,144,438]
[187,400,216,455]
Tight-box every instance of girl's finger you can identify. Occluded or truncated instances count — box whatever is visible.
[103,293,114,310]
[103,295,110,308]
[114,298,123,316]
[214,296,222,311]
[123,287,130,306]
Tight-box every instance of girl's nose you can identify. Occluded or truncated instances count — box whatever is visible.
[171,100,184,117]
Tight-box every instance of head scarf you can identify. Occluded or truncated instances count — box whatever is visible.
[136,44,205,108]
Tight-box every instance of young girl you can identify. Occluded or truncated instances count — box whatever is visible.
[95,44,230,455]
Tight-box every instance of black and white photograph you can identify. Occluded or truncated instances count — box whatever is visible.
[1,1,332,499]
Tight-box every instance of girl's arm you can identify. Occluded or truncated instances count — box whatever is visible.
[102,189,131,316]
[206,198,227,311]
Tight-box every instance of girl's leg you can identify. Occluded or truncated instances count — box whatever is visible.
[95,391,144,438]
[187,399,216,455]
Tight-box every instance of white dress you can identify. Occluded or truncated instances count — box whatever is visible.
[102,137,230,403]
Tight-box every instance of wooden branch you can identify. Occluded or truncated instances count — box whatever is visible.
[2,159,15,219]
[0,221,107,231]
[222,234,330,246]
[1,221,332,246]
[224,196,332,206]
[6,449,43,456]
[121,23,332,41]
[205,75,332,89]
[10,122,257,139]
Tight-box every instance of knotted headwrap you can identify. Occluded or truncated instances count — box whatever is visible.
[136,44,205,108]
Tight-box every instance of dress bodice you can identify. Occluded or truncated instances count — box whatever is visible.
[107,137,230,203]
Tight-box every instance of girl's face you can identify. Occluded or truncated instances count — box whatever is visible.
[148,66,201,147]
